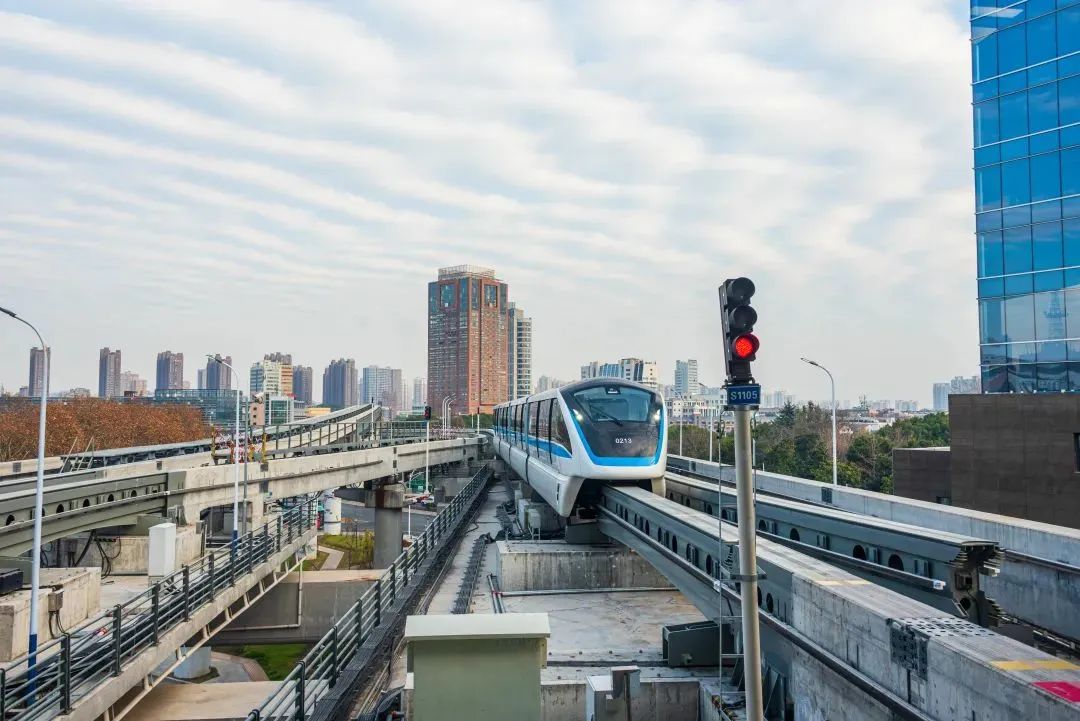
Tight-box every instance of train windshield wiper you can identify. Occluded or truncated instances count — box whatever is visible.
[590,408,624,426]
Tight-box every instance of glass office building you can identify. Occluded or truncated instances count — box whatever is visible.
[973,1,1080,391]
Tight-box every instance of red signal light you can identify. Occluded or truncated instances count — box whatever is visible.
[732,333,759,360]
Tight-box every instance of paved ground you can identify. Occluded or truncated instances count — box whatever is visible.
[319,544,344,570]
[207,651,268,683]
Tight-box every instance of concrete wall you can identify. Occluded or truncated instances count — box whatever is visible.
[948,393,1080,527]
[215,569,378,644]
[57,525,203,574]
[892,447,952,504]
[0,567,101,661]
[540,678,699,721]
[496,541,671,592]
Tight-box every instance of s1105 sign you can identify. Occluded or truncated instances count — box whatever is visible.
[725,384,761,407]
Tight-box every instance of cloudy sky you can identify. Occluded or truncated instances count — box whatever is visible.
[0,1,975,405]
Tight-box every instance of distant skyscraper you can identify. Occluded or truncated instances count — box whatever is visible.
[98,347,122,398]
[412,377,427,409]
[28,347,50,398]
[933,383,950,412]
[972,5,1080,392]
[932,375,982,412]
[205,355,233,391]
[427,265,510,414]
[120,371,147,397]
[156,351,184,391]
[674,360,699,397]
[322,359,358,409]
[506,303,533,400]
[362,366,404,415]
[263,353,293,397]
[534,376,566,393]
[580,358,659,390]
[197,369,206,390]
[293,365,313,404]
[251,359,292,396]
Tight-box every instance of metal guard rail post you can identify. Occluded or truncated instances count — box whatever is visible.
[246,465,493,721]
[0,498,319,721]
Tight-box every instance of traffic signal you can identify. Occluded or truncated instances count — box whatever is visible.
[719,277,759,384]
[423,405,432,421]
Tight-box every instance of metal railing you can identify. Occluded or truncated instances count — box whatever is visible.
[0,501,317,721]
[247,465,492,721]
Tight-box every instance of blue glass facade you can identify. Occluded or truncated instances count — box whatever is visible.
[973,0,1080,392]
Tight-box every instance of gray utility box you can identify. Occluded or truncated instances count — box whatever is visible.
[663,621,721,667]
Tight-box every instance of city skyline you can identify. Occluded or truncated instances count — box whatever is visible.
[0,3,976,406]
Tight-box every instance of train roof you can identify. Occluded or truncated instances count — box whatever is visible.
[495,378,662,407]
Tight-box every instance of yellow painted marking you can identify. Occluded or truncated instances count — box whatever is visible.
[993,659,1079,672]
[817,579,871,587]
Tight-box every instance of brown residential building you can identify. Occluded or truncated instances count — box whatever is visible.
[427,265,510,415]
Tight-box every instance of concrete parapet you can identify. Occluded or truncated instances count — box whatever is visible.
[540,677,699,721]
[496,541,671,592]
[56,524,202,575]
[0,567,100,661]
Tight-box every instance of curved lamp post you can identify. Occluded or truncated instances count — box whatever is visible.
[1,306,48,671]
[801,357,837,486]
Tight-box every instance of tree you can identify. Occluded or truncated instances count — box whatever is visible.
[0,399,212,462]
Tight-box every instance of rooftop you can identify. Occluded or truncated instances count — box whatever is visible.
[438,265,497,279]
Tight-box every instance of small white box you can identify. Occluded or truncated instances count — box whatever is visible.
[148,522,177,578]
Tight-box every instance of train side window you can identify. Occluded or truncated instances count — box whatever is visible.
[551,403,571,455]
[538,399,552,463]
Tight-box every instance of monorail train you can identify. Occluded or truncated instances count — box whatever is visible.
[493,378,667,518]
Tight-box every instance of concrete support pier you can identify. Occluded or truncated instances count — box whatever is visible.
[368,482,405,568]
[323,495,342,535]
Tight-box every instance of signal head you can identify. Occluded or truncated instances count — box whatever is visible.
[731,333,759,361]
[724,277,755,305]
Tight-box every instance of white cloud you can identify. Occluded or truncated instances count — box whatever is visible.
[0,0,978,404]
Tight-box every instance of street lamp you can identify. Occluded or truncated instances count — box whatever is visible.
[1,306,48,672]
[441,395,453,433]
[801,357,837,486]
[207,355,243,541]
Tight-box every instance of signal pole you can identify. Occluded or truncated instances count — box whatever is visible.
[719,277,764,721]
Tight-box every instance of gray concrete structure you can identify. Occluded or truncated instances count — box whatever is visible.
[670,454,1080,644]
[497,541,670,592]
[0,567,100,661]
[369,483,405,568]
[215,569,380,644]
[0,436,480,557]
[62,526,316,721]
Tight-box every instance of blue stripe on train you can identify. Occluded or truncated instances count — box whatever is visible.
[494,428,572,459]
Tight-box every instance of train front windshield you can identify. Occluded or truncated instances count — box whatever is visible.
[565,384,663,458]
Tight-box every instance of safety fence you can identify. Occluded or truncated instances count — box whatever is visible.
[1,500,317,721]
[246,465,493,721]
